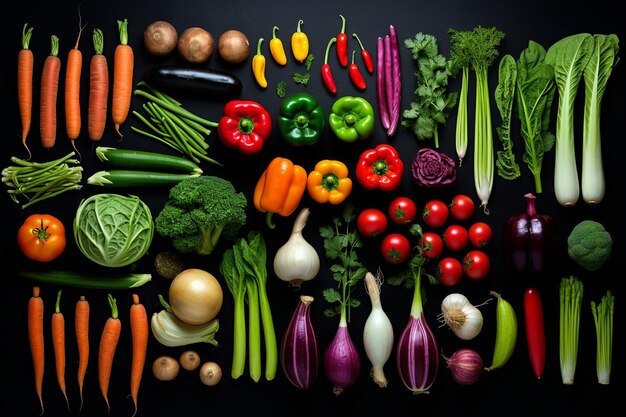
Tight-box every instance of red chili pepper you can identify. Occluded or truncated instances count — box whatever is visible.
[349,51,366,90]
[336,15,348,67]
[217,100,272,154]
[352,32,374,74]
[322,37,337,94]
[524,287,546,380]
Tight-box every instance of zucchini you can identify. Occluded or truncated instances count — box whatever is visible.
[87,170,200,187]
[143,65,243,97]
[95,146,203,174]
[20,269,152,289]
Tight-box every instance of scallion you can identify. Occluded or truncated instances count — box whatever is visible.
[559,275,583,385]
[591,290,614,385]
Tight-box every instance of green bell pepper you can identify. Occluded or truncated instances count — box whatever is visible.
[328,95,375,142]
[277,92,325,146]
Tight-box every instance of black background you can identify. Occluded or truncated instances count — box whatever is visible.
[2,0,623,416]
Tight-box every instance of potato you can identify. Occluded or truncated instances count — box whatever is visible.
[144,20,178,56]
[177,27,214,64]
[218,30,250,65]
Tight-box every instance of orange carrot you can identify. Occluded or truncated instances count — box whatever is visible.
[40,34,61,149]
[111,18,134,139]
[129,294,148,417]
[28,286,45,416]
[64,14,87,152]
[18,23,34,159]
[75,295,90,411]
[88,28,109,141]
[51,290,70,411]
[98,294,121,413]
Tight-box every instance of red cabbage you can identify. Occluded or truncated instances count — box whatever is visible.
[412,148,456,187]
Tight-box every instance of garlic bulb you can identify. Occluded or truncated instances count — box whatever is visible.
[273,208,320,289]
[438,293,484,340]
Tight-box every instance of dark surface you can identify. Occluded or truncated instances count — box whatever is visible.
[2,1,623,416]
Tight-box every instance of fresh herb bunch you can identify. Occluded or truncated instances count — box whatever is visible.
[320,204,367,321]
[401,33,458,148]
[387,223,437,289]
[293,53,315,86]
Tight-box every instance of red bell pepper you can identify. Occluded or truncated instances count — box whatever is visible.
[217,100,272,154]
[355,143,404,191]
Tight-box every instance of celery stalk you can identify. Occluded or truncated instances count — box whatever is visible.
[591,291,614,385]
[559,275,583,385]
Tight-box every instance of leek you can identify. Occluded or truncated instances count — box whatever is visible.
[559,275,583,385]
[591,290,614,385]
[581,34,620,205]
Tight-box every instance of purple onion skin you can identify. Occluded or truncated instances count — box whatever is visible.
[324,323,361,396]
[280,296,318,390]
[396,314,439,394]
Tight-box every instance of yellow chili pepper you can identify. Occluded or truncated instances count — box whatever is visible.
[269,26,287,65]
[307,159,352,204]
[291,19,309,63]
[252,37,268,88]
[254,157,308,228]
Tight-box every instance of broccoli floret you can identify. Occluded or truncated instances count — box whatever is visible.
[155,175,247,255]
[567,220,613,271]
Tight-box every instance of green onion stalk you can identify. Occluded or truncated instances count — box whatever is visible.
[591,290,614,385]
[559,275,583,385]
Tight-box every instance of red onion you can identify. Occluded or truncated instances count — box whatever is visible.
[280,295,318,389]
[396,269,439,394]
[444,348,484,385]
[323,320,361,395]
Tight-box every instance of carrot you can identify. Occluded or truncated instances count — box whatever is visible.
[64,13,87,152]
[88,28,109,141]
[111,18,134,139]
[28,286,45,416]
[40,34,61,149]
[75,295,90,411]
[51,290,70,411]
[18,23,34,159]
[129,294,148,417]
[98,294,121,413]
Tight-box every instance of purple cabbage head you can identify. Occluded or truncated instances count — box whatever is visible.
[411,148,456,187]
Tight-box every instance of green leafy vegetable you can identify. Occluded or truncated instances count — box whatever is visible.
[304,53,314,71]
[73,193,154,268]
[591,290,614,385]
[514,41,556,193]
[559,275,583,385]
[494,54,520,179]
[581,34,620,205]
[276,80,287,98]
[319,204,367,321]
[545,33,595,206]
[292,72,311,86]
[401,32,458,148]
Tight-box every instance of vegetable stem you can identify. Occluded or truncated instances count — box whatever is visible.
[559,275,583,385]
[591,291,614,384]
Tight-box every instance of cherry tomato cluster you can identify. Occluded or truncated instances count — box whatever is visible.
[420,195,493,286]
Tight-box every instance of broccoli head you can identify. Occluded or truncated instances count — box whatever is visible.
[155,175,247,255]
[567,220,613,271]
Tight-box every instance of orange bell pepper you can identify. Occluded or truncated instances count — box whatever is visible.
[254,157,307,229]
[307,159,352,204]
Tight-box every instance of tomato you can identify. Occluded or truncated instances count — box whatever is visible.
[449,194,475,222]
[388,196,418,225]
[422,200,449,228]
[443,224,469,251]
[468,222,493,248]
[381,233,412,264]
[462,250,491,280]
[17,214,66,262]
[436,257,463,286]
[357,208,388,237]
[418,232,444,259]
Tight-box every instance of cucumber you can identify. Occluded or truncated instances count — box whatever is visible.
[143,65,243,97]
[95,146,202,173]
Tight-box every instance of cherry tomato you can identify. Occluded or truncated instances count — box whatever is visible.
[17,214,66,262]
[436,257,463,286]
[468,222,493,248]
[418,231,444,259]
[449,194,475,222]
[443,224,469,251]
[357,208,388,237]
[422,200,449,228]
[388,196,418,225]
[381,233,411,264]
[462,250,491,280]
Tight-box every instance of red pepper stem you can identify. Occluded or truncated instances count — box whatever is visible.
[351,50,356,64]
[339,15,346,34]
[325,37,336,64]
[352,32,365,51]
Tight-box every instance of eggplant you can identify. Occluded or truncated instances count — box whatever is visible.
[502,193,555,276]
[143,66,243,97]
